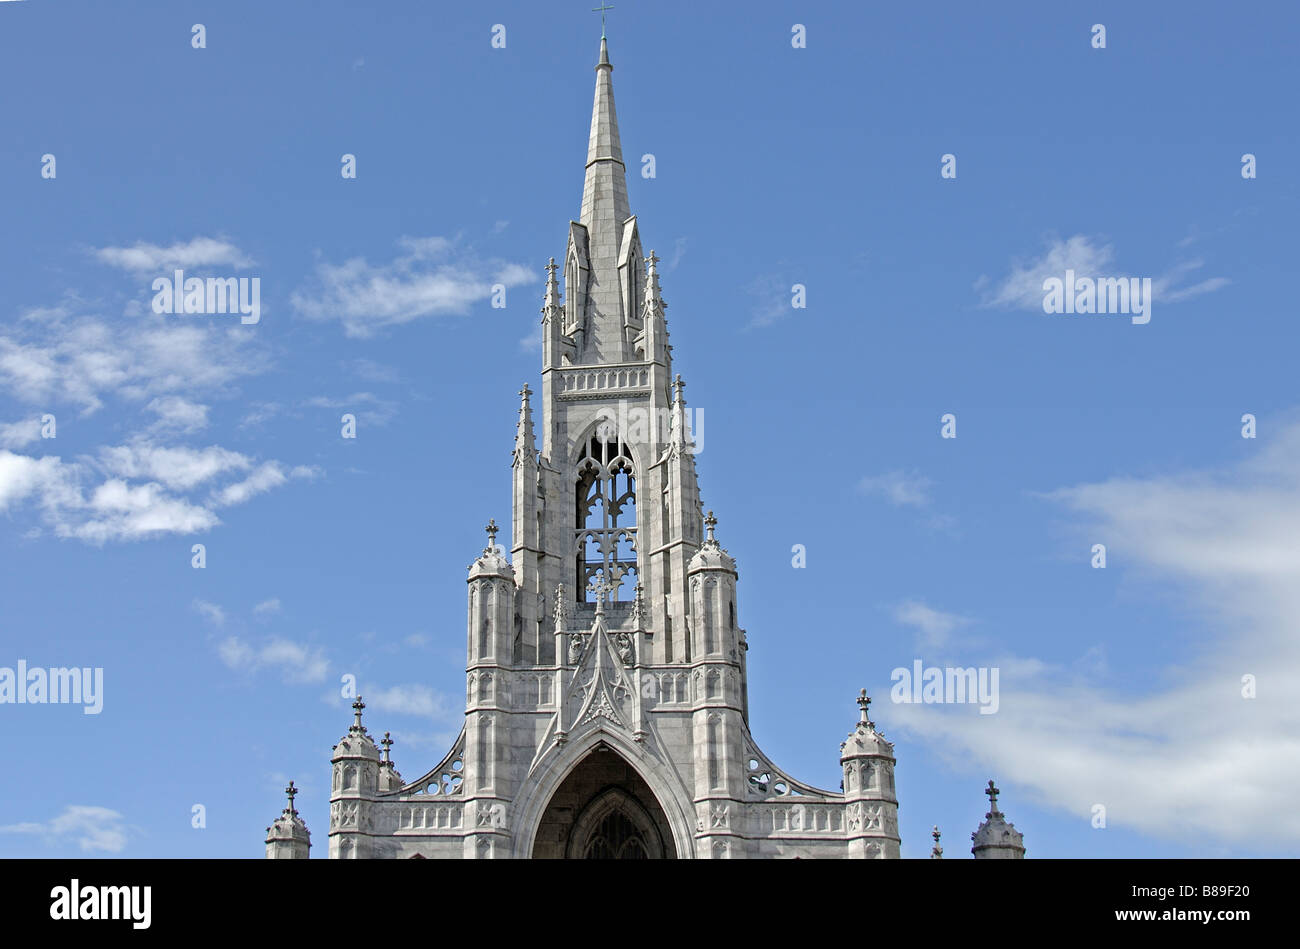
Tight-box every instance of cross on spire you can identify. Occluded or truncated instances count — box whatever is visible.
[381,731,393,764]
[704,510,717,544]
[352,695,365,728]
[592,2,614,38]
[985,779,1001,813]
[285,780,298,813]
[485,519,499,547]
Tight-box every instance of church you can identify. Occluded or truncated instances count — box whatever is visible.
[264,35,1027,860]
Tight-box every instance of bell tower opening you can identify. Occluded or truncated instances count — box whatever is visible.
[574,421,638,603]
[531,746,676,859]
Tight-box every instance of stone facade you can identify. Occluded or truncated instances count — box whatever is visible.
[265,36,1024,861]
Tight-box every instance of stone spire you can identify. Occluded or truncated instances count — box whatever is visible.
[512,384,537,467]
[378,731,405,792]
[580,36,629,234]
[542,257,562,322]
[971,779,1026,859]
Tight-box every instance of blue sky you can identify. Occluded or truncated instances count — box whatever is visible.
[1,0,1297,857]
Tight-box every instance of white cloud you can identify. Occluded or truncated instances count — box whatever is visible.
[744,273,793,330]
[889,419,1300,849]
[366,684,456,721]
[0,417,42,449]
[145,396,209,434]
[218,635,329,684]
[0,442,311,545]
[291,236,534,338]
[303,392,397,427]
[858,470,932,507]
[194,599,226,627]
[92,237,254,274]
[893,599,971,650]
[978,235,1228,311]
[97,441,250,491]
[0,307,268,415]
[0,805,130,853]
[253,598,282,617]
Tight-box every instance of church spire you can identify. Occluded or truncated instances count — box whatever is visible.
[580,36,628,232]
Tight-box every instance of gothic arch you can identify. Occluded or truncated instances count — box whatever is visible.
[510,729,694,859]
[565,786,666,859]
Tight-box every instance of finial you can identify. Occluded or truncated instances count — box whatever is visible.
[857,688,873,726]
[704,510,717,543]
[485,519,499,547]
[285,780,299,814]
[930,825,943,859]
[352,695,365,728]
[518,383,532,401]
[673,373,684,400]
[587,575,612,617]
[985,779,1001,814]
[381,731,393,764]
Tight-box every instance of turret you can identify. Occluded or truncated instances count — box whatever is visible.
[467,519,516,669]
[687,512,740,663]
[840,691,901,858]
[264,780,311,859]
[971,779,1026,859]
[329,696,380,858]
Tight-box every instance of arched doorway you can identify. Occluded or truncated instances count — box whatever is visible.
[531,745,677,859]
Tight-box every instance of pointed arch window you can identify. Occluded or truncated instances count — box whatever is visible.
[575,423,637,603]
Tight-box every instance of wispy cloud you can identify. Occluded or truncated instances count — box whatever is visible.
[303,392,398,427]
[858,470,932,507]
[218,636,329,684]
[0,805,130,853]
[976,234,1229,311]
[0,306,267,416]
[0,441,313,545]
[893,599,972,651]
[291,236,533,338]
[888,418,1300,848]
[193,599,226,627]
[0,417,43,449]
[92,236,254,274]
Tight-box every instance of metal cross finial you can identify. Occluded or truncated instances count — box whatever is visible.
[381,731,393,763]
[986,779,1000,811]
[485,519,498,546]
[704,510,717,543]
[352,695,365,727]
[285,780,298,812]
[592,2,614,37]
